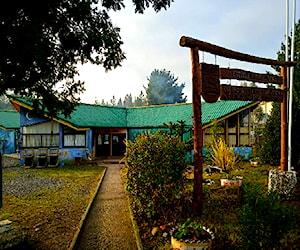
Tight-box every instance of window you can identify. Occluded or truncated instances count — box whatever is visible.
[22,121,59,148]
[63,126,86,147]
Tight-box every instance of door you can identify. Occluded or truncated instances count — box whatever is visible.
[112,133,126,156]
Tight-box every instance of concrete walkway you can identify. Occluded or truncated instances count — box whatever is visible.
[73,164,138,250]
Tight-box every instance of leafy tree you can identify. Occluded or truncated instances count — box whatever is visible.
[145,69,187,105]
[260,19,300,168]
[0,0,174,117]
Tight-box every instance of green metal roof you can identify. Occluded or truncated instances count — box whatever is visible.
[127,100,256,127]
[9,96,257,129]
[201,100,256,125]
[61,104,127,128]
[9,95,127,128]
[127,103,193,127]
[0,111,20,129]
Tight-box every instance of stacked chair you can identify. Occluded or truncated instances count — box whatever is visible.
[36,148,48,168]
[23,149,35,168]
[48,148,59,167]
[22,148,60,168]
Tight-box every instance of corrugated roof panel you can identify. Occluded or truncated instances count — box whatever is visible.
[202,100,254,125]
[61,104,127,128]
[128,101,255,128]
[127,103,193,127]
[0,111,20,129]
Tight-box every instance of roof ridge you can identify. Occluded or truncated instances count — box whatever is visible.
[127,102,192,109]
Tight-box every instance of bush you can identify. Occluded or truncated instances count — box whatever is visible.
[125,131,190,224]
[240,184,296,249]
[209,138,239,171]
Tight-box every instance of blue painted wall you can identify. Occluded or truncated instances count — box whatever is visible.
[0,129,17,154]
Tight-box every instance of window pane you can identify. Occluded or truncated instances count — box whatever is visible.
[43,135,59,147]
[23,135,41,147]
[240,134,249,145]
[75,134,85,146]
[64,135,74,146]
[63,134,85,147]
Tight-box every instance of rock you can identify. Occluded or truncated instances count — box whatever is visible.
[268,169,297,198]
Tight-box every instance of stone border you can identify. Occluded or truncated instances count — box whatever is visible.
[68,167,107,249]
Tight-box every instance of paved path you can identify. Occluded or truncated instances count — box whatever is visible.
[74,164,138,250]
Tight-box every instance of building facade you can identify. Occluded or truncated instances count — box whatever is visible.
[9,96,260,164]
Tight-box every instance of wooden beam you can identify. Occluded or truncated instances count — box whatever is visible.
[219,68,282,84]
[180,36,297,67]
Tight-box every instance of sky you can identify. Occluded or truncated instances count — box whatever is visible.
[78,0,300,104]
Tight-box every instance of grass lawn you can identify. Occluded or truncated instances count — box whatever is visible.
[0,163,106,249]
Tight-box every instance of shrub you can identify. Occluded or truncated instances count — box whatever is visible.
[209,138,239,171]
[125,131,190,224]
[240,184,297,249]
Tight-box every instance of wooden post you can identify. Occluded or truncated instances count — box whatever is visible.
[191,47,203,216]
[281,66,288,171]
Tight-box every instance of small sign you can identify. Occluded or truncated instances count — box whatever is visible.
[219,68,282,84]
[220,85,284,102]
[200,63,220,103]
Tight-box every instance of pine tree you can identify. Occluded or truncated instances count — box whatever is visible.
[134,91,146,106]
[110,95,116,106]
[117,98,123,107]
[145,69,187,105]
[123,94,133,107]
[258,103,281,165]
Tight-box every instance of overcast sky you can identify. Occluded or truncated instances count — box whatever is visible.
[78,0,300,104]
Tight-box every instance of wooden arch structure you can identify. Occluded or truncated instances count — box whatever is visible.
[180,36,297,216]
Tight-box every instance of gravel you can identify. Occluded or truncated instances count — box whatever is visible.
[2,167,63,197]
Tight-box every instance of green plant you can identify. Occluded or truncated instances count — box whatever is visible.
[125,131,190,224]
[172,218,212,242]
[163,120,193,149]
[240,184,297,249]
[220,173,242,180]
[209,138,239,171]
